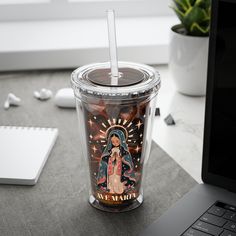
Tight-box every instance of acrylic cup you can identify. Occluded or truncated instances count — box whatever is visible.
[71,61,160,212]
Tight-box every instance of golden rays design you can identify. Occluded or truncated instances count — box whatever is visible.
[127,122,132,128]
[123,119,128,125]
[92,145,98,153]
[129,129,134,133]
[105,125,128,140]
[88,119,93,126]
[136,120,143,130]
[135,145,141,153]
[102,123,107,128]
[90,117,144,157]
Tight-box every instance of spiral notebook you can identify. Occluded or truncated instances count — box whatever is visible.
[0,126,58,185]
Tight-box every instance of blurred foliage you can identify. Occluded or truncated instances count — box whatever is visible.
[171,0,211,36]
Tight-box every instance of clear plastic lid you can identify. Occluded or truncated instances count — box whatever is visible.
[71,61,161,99]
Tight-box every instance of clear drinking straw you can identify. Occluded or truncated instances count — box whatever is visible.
[107,9,119,86]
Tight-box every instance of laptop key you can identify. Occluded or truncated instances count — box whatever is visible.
[200,213,227,227]
[224,211,236,223]
[183,228,212,236]
[192,221,223,236]
[208,205,226,217]
[221,230,236,236]
[225,205,236,212]
[224,221,236,233]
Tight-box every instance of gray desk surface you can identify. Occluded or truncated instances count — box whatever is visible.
[0,70,197,236]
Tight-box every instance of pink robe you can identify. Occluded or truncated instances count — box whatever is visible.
[107,157,124,194]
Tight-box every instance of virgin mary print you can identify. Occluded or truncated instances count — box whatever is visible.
[97,128,136,194]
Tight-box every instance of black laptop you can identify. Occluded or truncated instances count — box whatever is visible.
[141,1,236,235]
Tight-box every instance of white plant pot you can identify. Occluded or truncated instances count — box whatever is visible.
[169,25,209,96]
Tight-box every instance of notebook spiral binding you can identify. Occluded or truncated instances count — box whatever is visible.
[0,126,56,131]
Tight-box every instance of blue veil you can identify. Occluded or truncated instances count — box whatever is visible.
[97,129,136,190]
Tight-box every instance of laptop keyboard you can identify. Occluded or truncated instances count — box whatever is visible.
[182,202,236,236]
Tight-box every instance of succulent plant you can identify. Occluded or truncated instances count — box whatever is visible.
[171,0,211,36]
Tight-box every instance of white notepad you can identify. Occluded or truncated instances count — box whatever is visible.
[0,126,58,185]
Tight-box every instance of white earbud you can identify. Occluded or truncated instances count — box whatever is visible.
[4,93,21,110]
[34,88,52,100]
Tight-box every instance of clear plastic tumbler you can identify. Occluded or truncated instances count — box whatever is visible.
[71,61,160,212]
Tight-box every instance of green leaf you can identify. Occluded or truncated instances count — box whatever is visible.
[182,5,206,31]
[170,0,211,36]
[189,0,197,5]
[174,0,188,12]
[195,0,211,9]
[173,0,187,12]
[181,0,192,8]
[170,5,185,22]
[206,6,211,17]
[190,22,210,36]
[201,18,210,27]
[201,9,210,20]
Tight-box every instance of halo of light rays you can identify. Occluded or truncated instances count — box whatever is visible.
[88,116,145,171]
[102,123,107,128]
[91,118,144,148]
[105,124,128,140]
